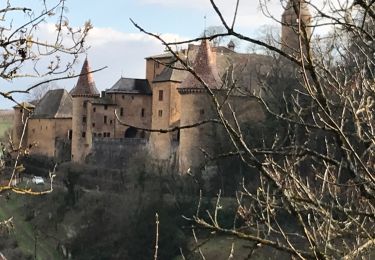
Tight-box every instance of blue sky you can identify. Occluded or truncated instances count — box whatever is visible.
[1,0,330,109]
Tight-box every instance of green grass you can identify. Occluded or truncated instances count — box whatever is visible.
[0,120,12,138]
[0,195,62,260]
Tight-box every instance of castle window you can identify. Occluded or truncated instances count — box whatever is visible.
[93,107,96,112]
[158,90,163,101]
[92,123,95,127]
[107,132,110,138]
[32,129,35,134]
[110,120,113,125]
[20,109,23,113]
[82,132,86,138]
[98,133,102,137]
[93,133,97,137]
[68,130,72,140]
[200,109,205,115]
[82,116,87,123]
[104,116,107,124]
[158,110,163,117]
[141,108,145,117]
[120,107,124,116]
[83,102,87,108]
[104,105,108,110]
[103,133,107,137]
[122,95,124,99]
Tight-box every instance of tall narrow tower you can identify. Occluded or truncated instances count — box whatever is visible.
[178,39,222,173]
[70,58,100,162]
[281,0,312,58]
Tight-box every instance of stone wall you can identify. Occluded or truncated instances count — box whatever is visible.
[86,137,149,169]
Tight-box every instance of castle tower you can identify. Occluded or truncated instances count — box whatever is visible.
[70,58,100,162]
[178,39,222,173]
[281,0,312,58]
[12,102,35,148]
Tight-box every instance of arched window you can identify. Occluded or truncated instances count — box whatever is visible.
[124,127,137,138]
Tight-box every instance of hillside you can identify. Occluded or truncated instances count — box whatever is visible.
[0,110,13,138]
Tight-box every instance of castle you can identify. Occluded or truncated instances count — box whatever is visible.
[12,1,311,173]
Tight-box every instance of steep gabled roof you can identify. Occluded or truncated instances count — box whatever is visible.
[70,58,100,98]
[106,77,152,95]
[179,39,222,90]
[31,89,72,119]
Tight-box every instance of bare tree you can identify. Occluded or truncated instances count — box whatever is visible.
[0,0,94,236]
[131,0,375,259]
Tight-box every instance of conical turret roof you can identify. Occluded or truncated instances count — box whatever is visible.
[180,39,221,90]
[70,58,100,98]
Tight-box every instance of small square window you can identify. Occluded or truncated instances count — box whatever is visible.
[93,107,96,112]
[110,120,113,125]
[104,105,108,110]
[141,108,145,117]
[158,110,163,117]
[92,123,95,127]
[82,132,86,138]
[120,107,124,116]
[122,95,125,99]
[104,116,107,124]
[82,116,87,123]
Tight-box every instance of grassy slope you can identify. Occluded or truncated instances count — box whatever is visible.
[0,110,13,138]
[0,195,62,260]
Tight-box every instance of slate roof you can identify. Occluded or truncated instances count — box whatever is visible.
[90,96,117,106]
[70,58,100,97]
[179,39,222,90]
[106,78,152,95]
[153,62,186,83]
[31,89,72,119]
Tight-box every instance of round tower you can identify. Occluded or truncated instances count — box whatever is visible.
[70,58,100,163]
[281,0,312,58]
[178,39,223,174]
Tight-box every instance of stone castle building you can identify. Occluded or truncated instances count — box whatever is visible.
[12,0,311,172]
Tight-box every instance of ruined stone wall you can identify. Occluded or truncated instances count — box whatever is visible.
[12,107,32,147]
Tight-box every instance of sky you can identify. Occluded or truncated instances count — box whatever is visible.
[1,0,334,109]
